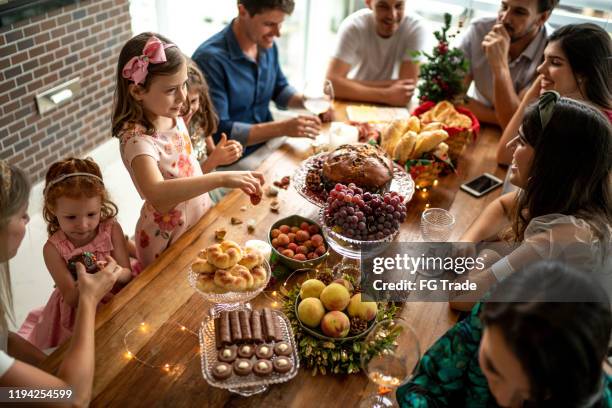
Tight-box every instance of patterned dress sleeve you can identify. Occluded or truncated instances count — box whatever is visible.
[396,304,492,407]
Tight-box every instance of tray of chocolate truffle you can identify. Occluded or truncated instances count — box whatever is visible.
[200,307,298,396]
[292,143,415,207]
[188,240,271,306]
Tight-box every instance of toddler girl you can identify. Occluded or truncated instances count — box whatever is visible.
[112,33,264,267]
[18,158,133,349]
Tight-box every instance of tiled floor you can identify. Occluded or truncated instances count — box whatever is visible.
[9,138,143,330]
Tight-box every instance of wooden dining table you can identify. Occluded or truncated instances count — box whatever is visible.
[41,101,506,407]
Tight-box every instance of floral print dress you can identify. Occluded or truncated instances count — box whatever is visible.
[396,303,612,407]
[119,118,212,268]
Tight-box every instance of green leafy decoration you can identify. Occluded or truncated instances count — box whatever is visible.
[283,286,399,375]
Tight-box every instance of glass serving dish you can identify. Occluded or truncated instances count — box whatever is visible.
[319,209,400,260]
[292,153,415,208]
[188,260,271,317]
[199,307,300,397]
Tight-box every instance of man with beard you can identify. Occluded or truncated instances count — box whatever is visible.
[326,0,428,107]
[192,0,321,166]
[458,0,558,127]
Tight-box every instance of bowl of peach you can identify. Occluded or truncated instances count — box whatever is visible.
[269,215,329,269]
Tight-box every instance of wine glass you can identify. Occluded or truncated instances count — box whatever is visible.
[360,318,420,408]
[303,79,334,151]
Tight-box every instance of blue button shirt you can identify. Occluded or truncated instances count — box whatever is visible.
[192,20,296,157]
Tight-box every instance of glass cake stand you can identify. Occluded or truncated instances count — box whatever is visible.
[188,260,271,318]
[292,153,416,208]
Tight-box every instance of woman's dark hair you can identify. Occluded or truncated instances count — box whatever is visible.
[548,23,612,110]
[112,32,188,137]
[512,97,612,241]
[483,260,612,407]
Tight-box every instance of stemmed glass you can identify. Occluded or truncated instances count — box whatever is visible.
[303,79,334,152]
[360,318,420,408]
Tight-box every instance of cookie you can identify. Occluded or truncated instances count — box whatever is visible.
[255,344,273,359]
[217,345,237,363]
[212,362,232,380]
[233,358,252,376]
[273,341,292,356]
[273,356,293,373]
[253,359,273,376]
[237,344,255,358]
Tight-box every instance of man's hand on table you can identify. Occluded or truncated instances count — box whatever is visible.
[281,115,321,138]
[383,79,415,107]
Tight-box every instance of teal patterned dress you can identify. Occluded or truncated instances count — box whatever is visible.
[396,304,612,408]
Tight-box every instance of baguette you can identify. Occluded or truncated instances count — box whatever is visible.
[413,130,449,158]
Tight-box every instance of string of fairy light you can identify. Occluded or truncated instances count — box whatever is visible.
[122,321,198,373]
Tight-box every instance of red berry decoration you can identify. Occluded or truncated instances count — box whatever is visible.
[324,183,407,240]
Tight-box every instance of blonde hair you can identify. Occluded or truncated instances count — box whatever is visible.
[43,158,118,237]
[112,32,188,137]
[0,162,30,332]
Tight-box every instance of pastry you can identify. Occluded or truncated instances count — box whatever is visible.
[255,344,273,359]
[206,240,243,269]
[412,130,449,159]
[420,101,472,129]
[217,346,237,363]
[253,359,273,377]
[237,344,255,358]
[67,252,98,277]
[381,119,409,154]
[233,358,252,376]
[214,265,253,292]
[273,356,293,373]
[322,144,393,192]
[273,341,292,356]
[392,131,418,164]
[196,273,219,293]
[192,259,216,274]
[249,265,267,289]
[212,362,232,380]
[238,247,263,269]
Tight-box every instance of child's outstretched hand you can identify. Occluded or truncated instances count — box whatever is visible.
[208,133,243,167]
[76,256,121,304]
[223,171,265,197]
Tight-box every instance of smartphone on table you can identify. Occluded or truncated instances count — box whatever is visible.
[460,173,503,197]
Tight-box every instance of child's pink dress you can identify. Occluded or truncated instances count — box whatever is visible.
[119,118,213,268]
[18,219,121,350]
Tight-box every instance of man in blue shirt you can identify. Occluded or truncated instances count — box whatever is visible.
[192,0,321,161]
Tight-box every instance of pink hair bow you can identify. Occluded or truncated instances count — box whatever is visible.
[122,36,176,85]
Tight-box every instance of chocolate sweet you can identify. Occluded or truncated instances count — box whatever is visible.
[233,358,252,376]
[217,346,237,363]
[67,251,99,278]
[237,344,254,359]
[321,144,393,192]
[239,310,252,342]
[218,312,231,347]
[253,359,273,376]
[262,308,282,342]
[273,341,292,356]
[273,356,293,373]
[212,362,232,380]
[250,310,264,343]
[255,344,273,359]
[229,311,242,343]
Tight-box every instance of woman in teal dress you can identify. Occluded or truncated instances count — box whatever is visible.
[397,261,612,407]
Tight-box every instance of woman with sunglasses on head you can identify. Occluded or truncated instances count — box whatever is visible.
[497,23,612,164]
[451,91,611,310]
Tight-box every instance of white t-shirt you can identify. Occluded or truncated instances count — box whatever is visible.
[333,8,428,81]
[0,328,14,377]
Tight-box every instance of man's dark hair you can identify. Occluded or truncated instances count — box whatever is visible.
[238,0,295,16]
[537,0,559,13]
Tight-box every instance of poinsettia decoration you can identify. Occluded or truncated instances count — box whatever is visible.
[416,13,469,104]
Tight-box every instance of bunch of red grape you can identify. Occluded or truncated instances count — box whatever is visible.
[323,183,407,240]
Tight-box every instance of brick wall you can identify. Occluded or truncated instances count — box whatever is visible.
[0,0,132,182]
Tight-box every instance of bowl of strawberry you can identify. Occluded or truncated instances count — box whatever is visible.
[320,183,407,259]
[269,215,329,269]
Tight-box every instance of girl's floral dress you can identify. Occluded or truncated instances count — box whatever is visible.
[119,118,212,268]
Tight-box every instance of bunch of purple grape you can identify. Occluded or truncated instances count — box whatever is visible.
[324,183,407,240]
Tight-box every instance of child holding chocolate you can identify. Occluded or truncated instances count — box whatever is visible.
[18,158,134,349]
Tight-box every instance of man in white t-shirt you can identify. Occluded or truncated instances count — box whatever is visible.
[326,0,428,106]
